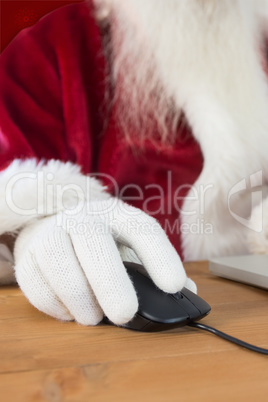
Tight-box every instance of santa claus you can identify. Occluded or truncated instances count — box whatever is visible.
[0,0,268,326]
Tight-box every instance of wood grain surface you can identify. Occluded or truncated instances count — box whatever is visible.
[0,261,267,402]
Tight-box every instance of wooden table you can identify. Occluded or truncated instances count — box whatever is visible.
[0,261,267,401]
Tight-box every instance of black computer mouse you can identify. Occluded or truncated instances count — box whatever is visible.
[104,261,211,332]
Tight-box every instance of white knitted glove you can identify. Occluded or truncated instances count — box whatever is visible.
[14,198,195,325]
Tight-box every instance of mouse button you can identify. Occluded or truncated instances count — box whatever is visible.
[181,288,211,316]
[172,292,183,300]
[171,293,202,319]
[138,289,191,323]
[131,273,190,323]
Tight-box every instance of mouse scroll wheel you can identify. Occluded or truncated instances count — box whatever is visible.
[172,292,183,300]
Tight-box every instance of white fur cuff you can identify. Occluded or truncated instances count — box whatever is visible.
[0,159,109,236]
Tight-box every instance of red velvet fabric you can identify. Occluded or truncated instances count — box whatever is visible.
[0,1,204,258]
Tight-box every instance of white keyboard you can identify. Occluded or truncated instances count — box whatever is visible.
[209,255,268,290]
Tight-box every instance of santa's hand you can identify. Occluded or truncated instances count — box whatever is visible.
[14,199,192,325]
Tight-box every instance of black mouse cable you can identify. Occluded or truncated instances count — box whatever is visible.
[188,321,268,355]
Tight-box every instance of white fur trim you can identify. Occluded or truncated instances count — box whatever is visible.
[181,92,268,260]
[0,159,109,236]
[158,1,268,260]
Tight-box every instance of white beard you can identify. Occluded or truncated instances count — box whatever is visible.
[94,0,268,260]
[94,0,268,141]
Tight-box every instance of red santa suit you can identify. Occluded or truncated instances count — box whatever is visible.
[0,1,203,255]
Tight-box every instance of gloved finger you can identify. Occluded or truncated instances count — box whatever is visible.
[184,277,197,294]
[117,244,142,264]
[118,244,197,293]
[110,202,187,293]
[15,252,73,321]
[69,217,138,325]
[35,227,103,326]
